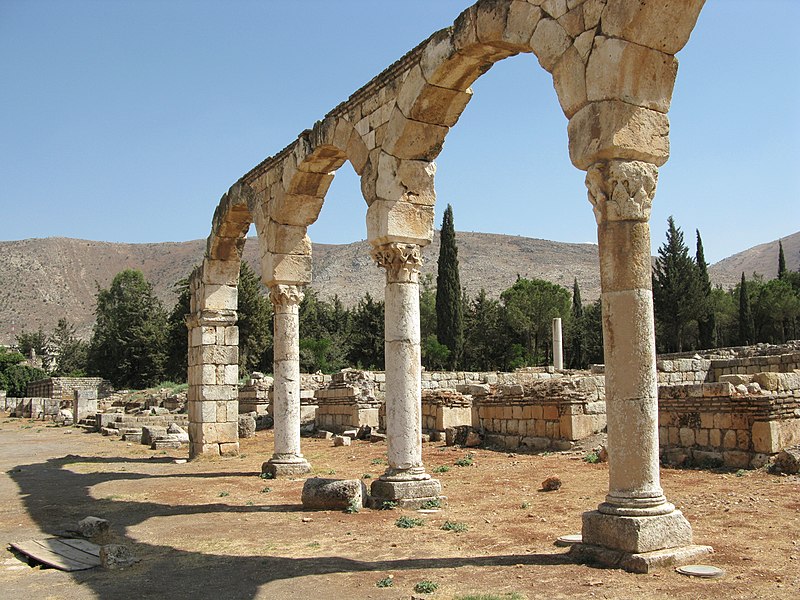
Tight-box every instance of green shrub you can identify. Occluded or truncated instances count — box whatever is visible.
[440,520,468,533]
[375,576,394,588]
[414,580,438,594]
[395,516,424,529]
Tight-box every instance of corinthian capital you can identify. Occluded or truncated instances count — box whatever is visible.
[269,284,305,311]
[371,242,422,284]
[586,160,658,224]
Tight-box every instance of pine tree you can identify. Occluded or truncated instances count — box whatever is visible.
[778,240,787,279]
[695,230,715,349]
[49,318,88,376]
[237,261,273,375]
[88,269,168,388]
[164,277,191,382]
[738,273,754,345]
[652,216,703,352]
[435,204,463,369]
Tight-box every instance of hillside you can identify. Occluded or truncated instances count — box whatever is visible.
[707,231,800,289]
[1,230,797,344]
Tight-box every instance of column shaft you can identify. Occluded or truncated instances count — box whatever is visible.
[263,284,310,476]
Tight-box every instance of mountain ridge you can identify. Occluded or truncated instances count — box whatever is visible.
[1,230,797,344]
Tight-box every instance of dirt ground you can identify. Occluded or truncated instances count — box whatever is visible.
[1,417,798,600]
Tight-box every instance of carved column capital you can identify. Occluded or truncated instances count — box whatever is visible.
[586,160,658,224]
[371,242,423,284]
[269,284,305,311]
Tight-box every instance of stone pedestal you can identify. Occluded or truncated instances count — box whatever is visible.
[370,242,440,506]
[570,160,710,572]
[263,284,311,477]
[73,388,98,424]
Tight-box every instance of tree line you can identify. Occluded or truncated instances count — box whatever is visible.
[652,217,800,353]
[3,210,796,394]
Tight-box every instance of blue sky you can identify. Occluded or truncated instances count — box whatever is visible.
[1,0,798,264]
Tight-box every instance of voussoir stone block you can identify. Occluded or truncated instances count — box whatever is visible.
[568,100,670,169]
[366,199,434,247]
[585,36,677,113]
[600,0,705,55]
[262,252,312,286]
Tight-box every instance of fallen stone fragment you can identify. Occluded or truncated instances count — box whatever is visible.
[316,430,333,439]
[100,544,137,569]
[78,516,110,539]
[333,435,351,447]
[773,448,800,474]
[541,476,562,491]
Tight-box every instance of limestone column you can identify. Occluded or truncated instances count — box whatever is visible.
[369,242,440,507]
[262,283,311,477]
[552,317,563,370]
[572,159,710,571]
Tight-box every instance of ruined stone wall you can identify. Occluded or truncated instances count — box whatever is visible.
[25,377,113,402]
[474,376,606,450]
[314,370,381,433]
[1,397,61,419]
[658,373,800,469]
[421,390,473,432]
[656,342,800,385]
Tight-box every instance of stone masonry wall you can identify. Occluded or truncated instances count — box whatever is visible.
[659,373,800,469]
[474,375,606,450]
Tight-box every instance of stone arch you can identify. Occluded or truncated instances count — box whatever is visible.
[187,182,254,458]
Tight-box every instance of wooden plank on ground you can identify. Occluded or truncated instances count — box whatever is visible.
[10,538,102,571]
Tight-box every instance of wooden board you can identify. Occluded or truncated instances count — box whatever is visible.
[10,538,102,571]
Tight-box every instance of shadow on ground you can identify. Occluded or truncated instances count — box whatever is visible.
[7,454,572,599]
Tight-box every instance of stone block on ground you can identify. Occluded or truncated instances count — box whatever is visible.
[301,478,366,510]
[333,435,351,447]
[316,430,333,439]
[238,414,256,438]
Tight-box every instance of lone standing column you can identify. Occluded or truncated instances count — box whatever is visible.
[572,159,710,571]
[369,242,440,507]
[262,283,311,477]
[552,317,563,370]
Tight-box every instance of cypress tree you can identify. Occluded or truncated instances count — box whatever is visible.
[435,204,463,369]
[568,279,584,368]
[652,216,702,352]
[778,240,787,279]
[738,273,754,345]
[695,230,715,349]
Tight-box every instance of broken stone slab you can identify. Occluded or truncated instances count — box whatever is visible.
[78,517,110,540]
[316,430,334,439]
[122,433,142,444]
[166,423,189,442]
[152,439,182,450]
[342,429,358,438]
[333,435,351,447]
[369,432,387,443]
[141,426,167,446]
[301,478,366,511]
[100,544,137,569]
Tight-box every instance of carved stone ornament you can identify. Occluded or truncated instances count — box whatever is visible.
[371,242,423,283]
[269,284,305,311]
[585,160,659,224]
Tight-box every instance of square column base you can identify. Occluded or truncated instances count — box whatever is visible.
[581,509,693,553]
[369,479,442,509]
[262,459,312,478]
[569,542,713,574]
[570,509,713,573]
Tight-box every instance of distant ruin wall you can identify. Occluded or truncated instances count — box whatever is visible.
[26,377,113,402]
